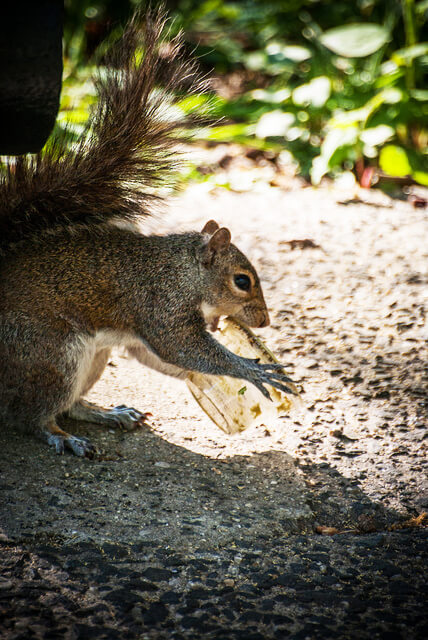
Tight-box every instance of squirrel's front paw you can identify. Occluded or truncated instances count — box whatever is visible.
[249,362,297,400]
[45,432,97,458]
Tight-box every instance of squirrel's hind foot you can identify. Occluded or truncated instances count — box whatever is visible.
[66,400,150,432]
[112,405,151,431]
[44,423,97,458]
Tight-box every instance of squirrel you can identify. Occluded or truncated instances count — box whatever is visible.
[0,9,294,457]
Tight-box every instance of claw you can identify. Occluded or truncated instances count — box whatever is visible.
[45,433,97,458]
[267,378,297,396]
[68,401,150,431]
[109,405,150,431]
[267,372,296,386]
[67,435,97,458]
[259,362,288,370]
[255,382,272,401]
[259,364,294,383]
[47,434,65,455]
[247,359,298,400]
[264,369,293,381]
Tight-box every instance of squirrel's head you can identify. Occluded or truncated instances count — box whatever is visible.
[198,220,270,331]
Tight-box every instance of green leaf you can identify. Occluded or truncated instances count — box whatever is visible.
[244,50,268,71]
[58,108,90,125]
[331,106,372,126]
[392,43,428,65]
[411,89,428,101]
[238,386,247,396]
[292,77,331,108]
[177,94,222,114]
[359,125,394,146]
[250,88,291,104]
[198,123,253,141]
[380,88,403,104]
[282,45,312,62]
[413,172,428,187]
[311,126,359,185]
[379,145,412,177]
[266,42,312,62]
[416,0,428,14]
[322,127,359,161]
[255,111,295,138]
[310,155,329,185]
[320,23,390,58]
[331,87,402,129]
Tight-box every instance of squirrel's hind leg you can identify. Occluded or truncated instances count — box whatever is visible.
[43,420,96,458]
[66,399,149,431]
[65,347,150,431]
[0,322,99,457]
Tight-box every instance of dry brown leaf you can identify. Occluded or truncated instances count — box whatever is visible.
[315,525,340,535]
[389,512,427,531]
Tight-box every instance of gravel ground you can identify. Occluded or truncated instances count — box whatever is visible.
[0,174,427,639]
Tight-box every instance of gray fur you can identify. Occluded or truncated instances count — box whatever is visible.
[0,9,294,457]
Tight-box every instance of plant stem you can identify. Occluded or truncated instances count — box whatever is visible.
[402,0,416,89]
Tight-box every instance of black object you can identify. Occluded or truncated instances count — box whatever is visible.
[0,1,63,155]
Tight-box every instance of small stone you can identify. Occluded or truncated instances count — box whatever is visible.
[0,579,13,590]
[224,578,235,587]
[131,604,144,623]
[142,567,173,581]
[161,591,180,604]
[375,390,390,399]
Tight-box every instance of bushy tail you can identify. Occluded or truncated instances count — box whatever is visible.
[0,8,204,250]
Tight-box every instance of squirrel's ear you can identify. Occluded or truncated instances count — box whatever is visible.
[201,227,231,266]
[201,220,220,235]
[208,227,231,251]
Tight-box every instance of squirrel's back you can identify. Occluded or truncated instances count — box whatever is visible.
[0,9,204,254]
[0,224,203,328]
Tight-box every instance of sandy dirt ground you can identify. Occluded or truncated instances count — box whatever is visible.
[0,175,427,639]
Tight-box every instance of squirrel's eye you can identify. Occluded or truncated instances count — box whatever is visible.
[234,274,251,291]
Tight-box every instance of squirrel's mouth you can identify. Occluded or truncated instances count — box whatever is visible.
[209,316,220,332]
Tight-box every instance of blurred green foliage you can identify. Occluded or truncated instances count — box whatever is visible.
[61,0,428,185]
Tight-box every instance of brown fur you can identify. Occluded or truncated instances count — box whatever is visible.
[0,9,294,457]
[0,9,205,251]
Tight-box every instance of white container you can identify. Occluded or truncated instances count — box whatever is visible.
[186,317,299,434]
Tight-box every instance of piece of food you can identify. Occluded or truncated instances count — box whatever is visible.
[186,317,299,434]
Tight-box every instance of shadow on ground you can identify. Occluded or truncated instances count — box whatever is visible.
[0,425,426,639]
[0,421,401,547]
